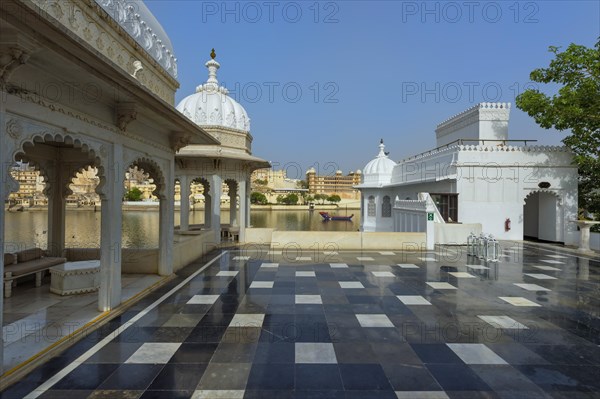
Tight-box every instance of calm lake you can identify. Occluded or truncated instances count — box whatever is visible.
[4,209,360,250]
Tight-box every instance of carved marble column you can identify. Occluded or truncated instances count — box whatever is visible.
[179,174,190,231]
[98,144,124,311]
[229,181,238,227]
[239,179,247,242]
[204,192,212,229]
[158,160,174,276]
[209,174,222,243]
[45,161,68,257]
[0,108,19,375]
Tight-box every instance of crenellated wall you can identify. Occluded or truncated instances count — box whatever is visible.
[435,102,511,147]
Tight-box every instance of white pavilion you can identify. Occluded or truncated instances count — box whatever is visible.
[357,103,579,246]
[0,0,267,375]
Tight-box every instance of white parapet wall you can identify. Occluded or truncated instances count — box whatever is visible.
[266,231,426,251]
[435,223,483,245]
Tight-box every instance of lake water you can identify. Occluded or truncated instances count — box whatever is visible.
[4,209,360,250]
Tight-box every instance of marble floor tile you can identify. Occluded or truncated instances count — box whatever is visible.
[229,314,265,328]
[448,272,476,278]
[357,257,374,261]
[395,392,449,399]
[356,314,395,328]
[296,257,312,261]
[295,342,338,363]
[125,343,181,364]
[339,282,364,289]
[524,273,557,280]
[296,271,316,277]
[419,257,437,261]
[330,263,348,268]
[466,265,490,270]
[295,295,322,304]
[380,252,395,255]
[216,271,239,277]
[540,259,564,264]
[426,282,456,290]
[192,390,245,399]
[533,265,561,271]
[372,271,395,277]
[260,263,279,268]
[397,264,419,269]
[499,297,541,307]
[249,281,274,289]
[446,343,508,365]
[397,296,431,305]
[187,295,220,305]
[477,315,528,330]
[514,283,551,291]
[163,314,204,328]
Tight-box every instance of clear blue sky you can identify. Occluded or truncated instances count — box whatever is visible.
[146,0,599,179]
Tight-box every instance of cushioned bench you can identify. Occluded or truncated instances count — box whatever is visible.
[3,248,67,298]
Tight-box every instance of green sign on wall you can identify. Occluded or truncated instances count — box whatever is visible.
[427,213,434,221]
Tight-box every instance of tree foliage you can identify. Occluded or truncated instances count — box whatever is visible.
[314,193,328,204]
[327,194,341,204]
[124,187,143,201]
[516,39,600,216]
[251,192,268,205]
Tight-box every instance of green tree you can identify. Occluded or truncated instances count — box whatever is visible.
[124,187,143,201]
[251,192,268,205]
[314,193,327,204]
[327,194,341,204]
[306,195,314,203]
[516,39,600,218]
[282,193,299,205]
[276,195,284,204]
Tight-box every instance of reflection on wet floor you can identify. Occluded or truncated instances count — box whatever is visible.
[2,243,600,399]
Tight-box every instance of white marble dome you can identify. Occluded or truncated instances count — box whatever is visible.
[176,52,250,132]
[362,140,396,185]
[94,0,178,78]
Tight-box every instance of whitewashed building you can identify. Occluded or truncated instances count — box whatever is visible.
[357,103,579,245]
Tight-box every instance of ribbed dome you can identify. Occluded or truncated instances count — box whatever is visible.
[95,0,178,78]
[362,140,396,185]
[176,52,250,132]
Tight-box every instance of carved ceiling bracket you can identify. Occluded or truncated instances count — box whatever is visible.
[116,102,137,131]
[0,30,40,90]
[170,131,192,152]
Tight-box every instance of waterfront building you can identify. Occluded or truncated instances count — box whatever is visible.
[174,50,269,241]
[0,0,266,374]
[306,168,362,200]
[357,103,579,245]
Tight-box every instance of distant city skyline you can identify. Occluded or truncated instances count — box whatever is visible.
[146,1,599,176]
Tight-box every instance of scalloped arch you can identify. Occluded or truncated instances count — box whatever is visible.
[523,189,563,206]
[13,132,104,197]
[128,157,166,199]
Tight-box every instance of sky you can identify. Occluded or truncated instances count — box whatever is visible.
[145,0,599,179]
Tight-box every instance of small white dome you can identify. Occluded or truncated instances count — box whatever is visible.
[362,140,395,185]
[176,51,250,132]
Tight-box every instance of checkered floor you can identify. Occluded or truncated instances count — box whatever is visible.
[3,244,600,399]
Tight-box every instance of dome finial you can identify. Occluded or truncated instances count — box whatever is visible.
[204,49,221,89]
[377,139,386,158]
[210,48,216,59]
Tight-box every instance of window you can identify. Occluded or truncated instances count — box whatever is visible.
[382,196,391,218]
[430,193,458,223]
[367,196,376,217]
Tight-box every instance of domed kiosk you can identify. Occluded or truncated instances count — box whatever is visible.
[174,50,270,243]
[356,140,397,232]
